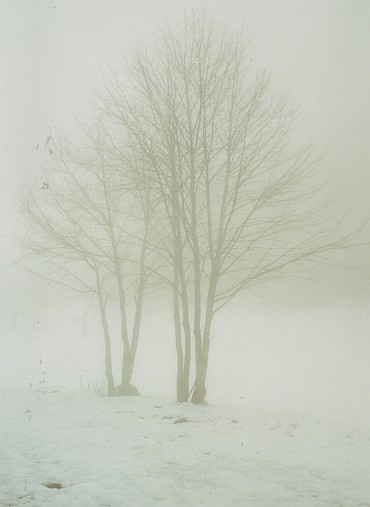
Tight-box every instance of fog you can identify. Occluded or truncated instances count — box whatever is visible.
[1,1,370,427]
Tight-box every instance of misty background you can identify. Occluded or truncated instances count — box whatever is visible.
[1,1,369,426]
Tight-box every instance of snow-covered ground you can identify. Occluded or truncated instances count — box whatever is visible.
[1,388,369,507]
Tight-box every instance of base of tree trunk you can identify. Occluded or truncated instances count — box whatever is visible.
[177,393,189,403]
[176,376,190,403]
[191,384,207,404]
[115,384,141,396]
[107,385,115,397]
[177,386,189,403]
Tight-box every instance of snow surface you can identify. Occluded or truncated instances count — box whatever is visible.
[1,388,369,507]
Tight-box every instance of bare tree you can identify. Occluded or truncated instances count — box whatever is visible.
[101,15,361,404]
[20,121,153,396]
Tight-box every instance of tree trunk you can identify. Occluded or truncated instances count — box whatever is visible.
[179,282,191,400]
[170,172,191,402]
[119,350,138,394]
[177,372,190,402]
[191,326,212,404]
[119,210,149,393]
[96,288,115,396]
[100,154,131,393]
[173,256,189,402]
[191,367,207,404]
[191,332,211,404]
[191,275,217,404]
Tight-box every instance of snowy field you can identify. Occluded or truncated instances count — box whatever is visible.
[1,388,369,507]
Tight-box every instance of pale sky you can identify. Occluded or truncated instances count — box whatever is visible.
[1,0,369,306]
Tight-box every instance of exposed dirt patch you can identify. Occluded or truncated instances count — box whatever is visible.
[43,482,63,489]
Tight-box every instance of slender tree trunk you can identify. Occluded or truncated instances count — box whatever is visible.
[192,245,203,397]
[95,272,115,396]
[116,271,131,388]
[191,276,217,404]
[185,80,204,402]
[172,240,192,401]
[178,267,191,400]
[97,294,115,396]
[169,132,191,402]
[119,280,144,390]
[174,228,191,400]
[121,208,150,390]
[173,258,189,402]
[99,151,132,391]
[171,217,191,402]
[191,320,212,404]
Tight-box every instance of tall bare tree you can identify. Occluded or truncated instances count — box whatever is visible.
[20,121,153,395]
[101,15,361,404]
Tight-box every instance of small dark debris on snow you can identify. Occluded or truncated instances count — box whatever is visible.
[162,415,173,420]
[154,405,162,409]
[231,419,238,423]
[25,409,31,414]
[174,417,189,424]
[43,482,63,489]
